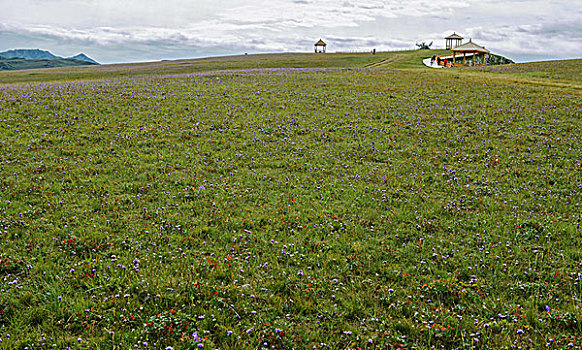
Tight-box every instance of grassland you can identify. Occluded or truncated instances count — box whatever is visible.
[1,51,581,349]
[0,50,450,85]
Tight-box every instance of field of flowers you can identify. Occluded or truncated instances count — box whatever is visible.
[1,60,582,349]
[0,50,451,85]
[480,59,582,86]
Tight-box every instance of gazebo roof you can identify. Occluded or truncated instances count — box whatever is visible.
[315,39,327,46]
[445,33,464,40]
[451,39,490,53]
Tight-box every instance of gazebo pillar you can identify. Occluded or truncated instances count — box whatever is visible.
[463,52,466,65]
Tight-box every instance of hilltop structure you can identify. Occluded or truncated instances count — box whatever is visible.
[451,39,489,66]
[314,39,327,53]
[445,33,463,50]
[428,36,492,68]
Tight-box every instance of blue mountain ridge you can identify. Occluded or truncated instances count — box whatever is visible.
[0,49,99,64]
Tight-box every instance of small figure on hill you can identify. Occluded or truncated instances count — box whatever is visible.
[416,41,433,50]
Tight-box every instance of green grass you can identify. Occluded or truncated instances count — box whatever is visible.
[1,50,581,349]
[480,59,582,84]
[0,50,447,84]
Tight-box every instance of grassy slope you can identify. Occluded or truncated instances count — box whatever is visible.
[1,50,582,349]
[1,49,578,88]
[477,59,582,87]
[0,50,445,84]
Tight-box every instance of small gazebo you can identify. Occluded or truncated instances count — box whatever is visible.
[451,39,490,66]
[314,39,327,53]
[445,33,464,50]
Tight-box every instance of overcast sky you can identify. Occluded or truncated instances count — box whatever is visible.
[1,0,581,64]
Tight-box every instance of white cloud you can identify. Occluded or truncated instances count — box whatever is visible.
[1,0,581,63]
[464,22,582,57]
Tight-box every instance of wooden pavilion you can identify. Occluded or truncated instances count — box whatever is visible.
[451,39,490,66]
[445,33,463,50]
[314,39,327,53]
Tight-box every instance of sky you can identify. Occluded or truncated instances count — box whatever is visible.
[1,0,581,64]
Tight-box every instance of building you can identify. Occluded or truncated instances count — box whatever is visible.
[451,39,490,66]
[314,39,327,53]
[445,33,464,50]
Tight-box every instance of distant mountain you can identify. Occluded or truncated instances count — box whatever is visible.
[69,53,99,64]
[0,49,100,71]
[0,49,60,60]
[0,58,97,71]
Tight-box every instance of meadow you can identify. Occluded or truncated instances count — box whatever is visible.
[1,51,581,349]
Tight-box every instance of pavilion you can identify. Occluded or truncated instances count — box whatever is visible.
[451,39,490,66]
[314,39,327,53]
[445,33,464,50]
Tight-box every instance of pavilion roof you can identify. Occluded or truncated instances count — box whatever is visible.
[451,39,490,53]
[445,33,464,40]
[315,39,327,46]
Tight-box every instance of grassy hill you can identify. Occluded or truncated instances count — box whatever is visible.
[0,50,581,349]
[0,50,449,84]
[480,59,582,85]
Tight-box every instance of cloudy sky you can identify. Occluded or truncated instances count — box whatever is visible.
[1,0,581,64]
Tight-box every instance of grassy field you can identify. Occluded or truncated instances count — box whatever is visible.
[1,51,581,349]
[0,50,451,85]
[481,59,582,82]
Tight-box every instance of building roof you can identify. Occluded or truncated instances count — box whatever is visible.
[315,39,327,46]
[445,33,464,40]
[451,39,490,53]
